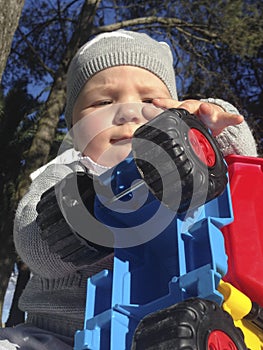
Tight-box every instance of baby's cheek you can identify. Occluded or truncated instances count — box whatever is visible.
[142,105,164,120]
[72,114,113,153]
[72,124,93,153]
[81,136,104,159]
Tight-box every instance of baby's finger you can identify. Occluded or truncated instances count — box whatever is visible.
[152,98,181,109]
[199,110,244,136]
[176,100,203,114]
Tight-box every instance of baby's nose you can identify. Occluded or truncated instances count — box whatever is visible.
[114,105,146,124]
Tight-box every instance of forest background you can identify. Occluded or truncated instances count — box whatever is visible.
[0,0,262,325]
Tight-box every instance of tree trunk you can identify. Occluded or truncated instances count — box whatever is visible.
[0,1,25,319]
[0,0,25,82]
[16,0,102,200]
[0,0,101,327]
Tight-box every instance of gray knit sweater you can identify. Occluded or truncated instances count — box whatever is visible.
[13,100,257,339]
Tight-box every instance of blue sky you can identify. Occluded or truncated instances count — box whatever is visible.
[2,270,17,324]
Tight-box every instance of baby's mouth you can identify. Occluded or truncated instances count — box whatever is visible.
[110,136,132,144]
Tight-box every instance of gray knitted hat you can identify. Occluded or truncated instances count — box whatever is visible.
[65,29,178,129]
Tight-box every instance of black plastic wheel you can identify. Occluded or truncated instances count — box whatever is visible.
[132,108,228,213]
[131,298,248,350]
[36,171,113,266]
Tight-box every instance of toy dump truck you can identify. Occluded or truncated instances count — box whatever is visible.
[72,109,263,349]
[38,108,263,349]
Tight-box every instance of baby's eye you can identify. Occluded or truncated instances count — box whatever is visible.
[92,100,113,107]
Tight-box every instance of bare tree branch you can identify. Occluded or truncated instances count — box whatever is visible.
[93,16,218,41]
[17,27,56,76]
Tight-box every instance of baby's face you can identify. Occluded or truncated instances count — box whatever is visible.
[72,66,171,167]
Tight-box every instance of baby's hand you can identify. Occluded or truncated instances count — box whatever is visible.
[153,98,244,136]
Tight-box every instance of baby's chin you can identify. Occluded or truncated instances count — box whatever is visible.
[95,142,132,168]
